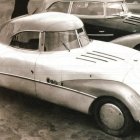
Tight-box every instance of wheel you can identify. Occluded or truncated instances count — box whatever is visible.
[92,97,134,136]
[134,44,140,51]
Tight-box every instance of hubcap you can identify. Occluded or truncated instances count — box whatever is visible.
[99,103,124,130]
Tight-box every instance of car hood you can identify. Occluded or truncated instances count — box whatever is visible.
[48,40,139,82]
[123,12,140,26]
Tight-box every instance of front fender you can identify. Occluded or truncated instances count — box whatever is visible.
[111,34,140,49]
[63,79,140,121]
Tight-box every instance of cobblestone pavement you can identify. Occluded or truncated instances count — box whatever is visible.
[0,88,139,140]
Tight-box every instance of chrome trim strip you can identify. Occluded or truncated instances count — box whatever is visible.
[0,72,35,82]
[88,34,114,37]
[0,72,96,99]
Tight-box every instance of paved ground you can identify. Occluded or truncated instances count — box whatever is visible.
[0,87,140,140]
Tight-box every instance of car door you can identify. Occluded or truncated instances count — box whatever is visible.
[35,31,63,104]
[0,31,40,96]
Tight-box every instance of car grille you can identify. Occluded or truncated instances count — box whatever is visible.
[124,16,140,25]
[76,51,124,63]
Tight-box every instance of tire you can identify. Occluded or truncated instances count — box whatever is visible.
[92,97,134,137]
[134,44,140,51]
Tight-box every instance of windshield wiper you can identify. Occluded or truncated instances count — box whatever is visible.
[61,41,70,52]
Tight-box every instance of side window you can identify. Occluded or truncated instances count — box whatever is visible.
[10,31,39,50]
[71,2,104,16]
[47,2,70,13]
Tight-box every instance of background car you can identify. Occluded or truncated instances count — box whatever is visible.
[35,0,140,50]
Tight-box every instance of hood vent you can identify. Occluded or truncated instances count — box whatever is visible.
[92,51,125,60]
[76,57,96,63]
[124,16,140,26]
[76,51,125,63]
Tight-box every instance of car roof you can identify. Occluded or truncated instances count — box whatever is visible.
[8,12,83,34]
[38,0,125,13]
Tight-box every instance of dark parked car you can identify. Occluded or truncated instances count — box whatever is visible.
[37,0,140,49]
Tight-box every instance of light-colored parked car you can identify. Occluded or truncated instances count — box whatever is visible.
[1,12,140,137]
[35,0,140,50]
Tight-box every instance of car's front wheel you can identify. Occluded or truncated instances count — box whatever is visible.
[134,44,140,51]
[92,97,134,137]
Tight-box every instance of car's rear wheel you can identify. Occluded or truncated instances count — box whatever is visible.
[92,97,134,136]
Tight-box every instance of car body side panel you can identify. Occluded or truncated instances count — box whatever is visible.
[35,81,94,113]
[0,45,39,95]
[35,65,140,120]
[35,52,95,113]
[34,51,140,120]
[0,74,35,95]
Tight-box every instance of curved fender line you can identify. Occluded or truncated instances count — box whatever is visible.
[0,72,140,121]
[0,72,97,99]
[62,79,140,121]
[111,33,140,48]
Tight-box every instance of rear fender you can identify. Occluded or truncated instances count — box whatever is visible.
[111,34,140,49]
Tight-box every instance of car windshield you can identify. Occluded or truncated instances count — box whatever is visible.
[71,2,104,16]
[44,28,89,51]
[106,2,127,16]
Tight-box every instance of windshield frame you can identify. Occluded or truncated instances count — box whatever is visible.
[76,28,90,48]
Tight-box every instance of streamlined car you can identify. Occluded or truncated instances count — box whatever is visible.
[37,0,140,50]
[1,12,140,137]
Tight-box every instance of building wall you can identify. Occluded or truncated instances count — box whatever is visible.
[0,0,15,26]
